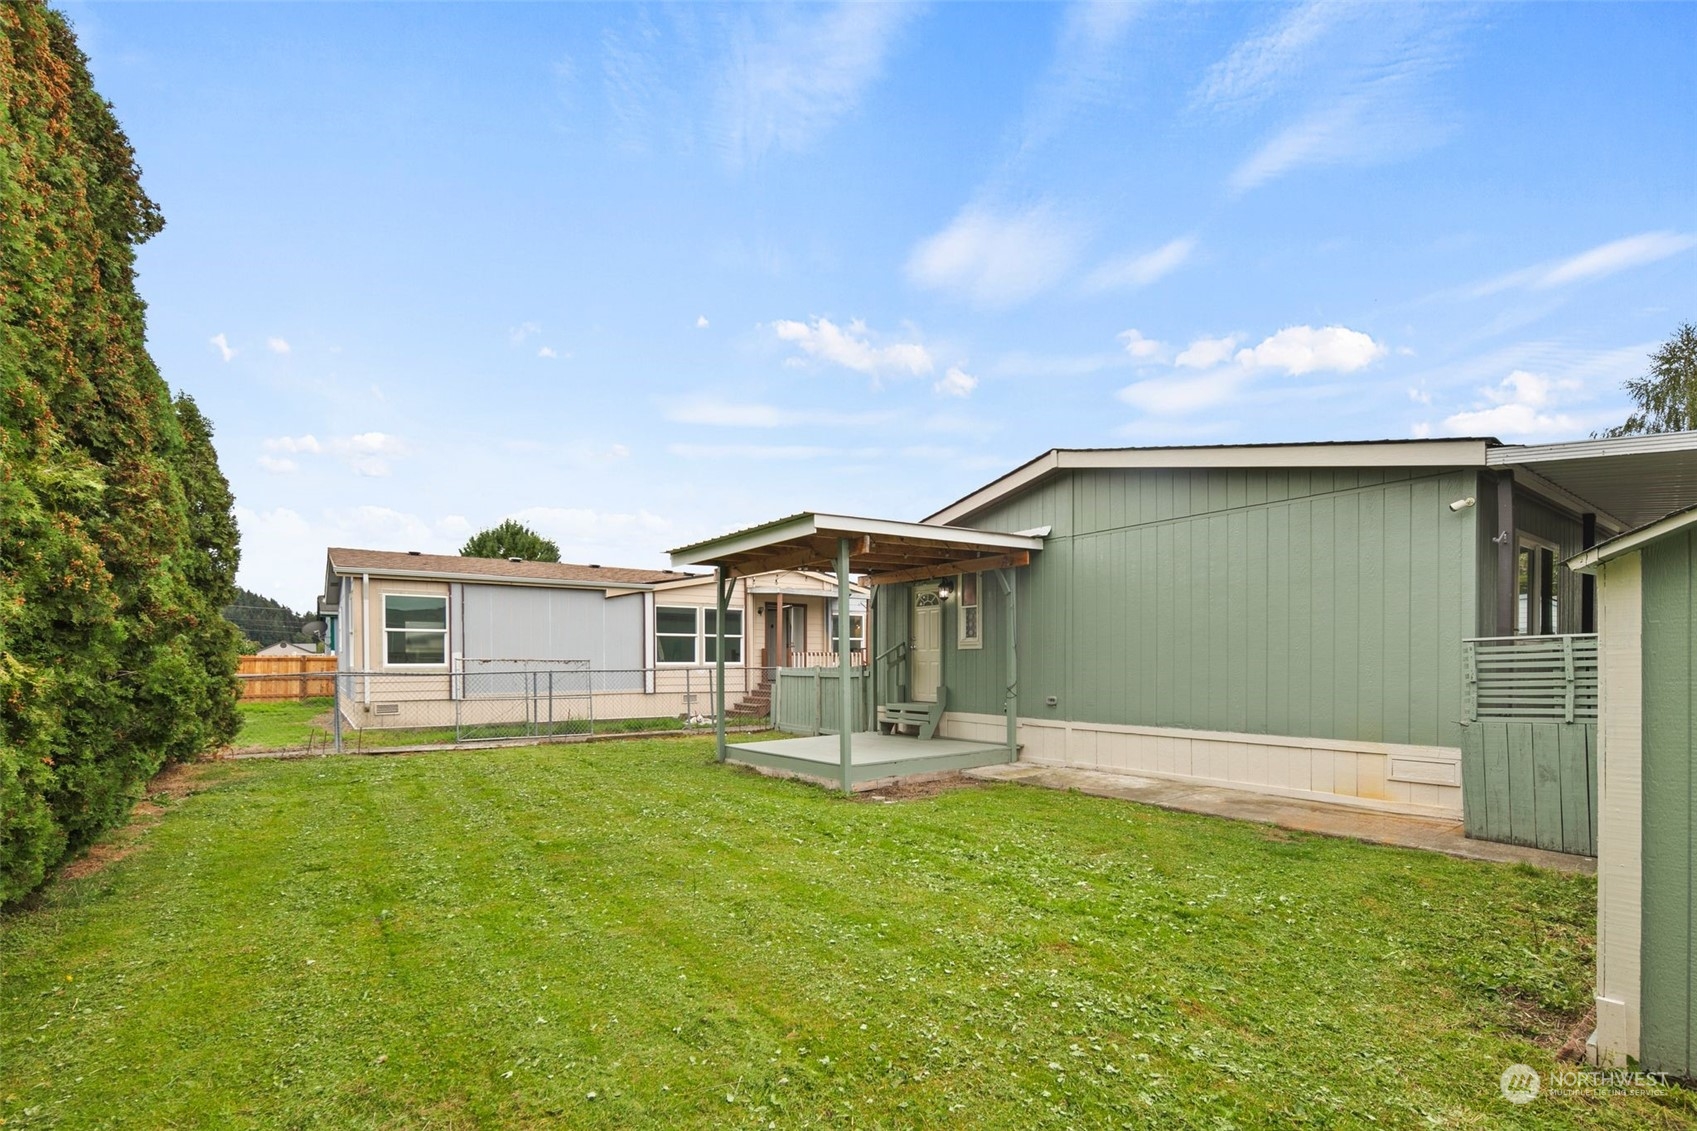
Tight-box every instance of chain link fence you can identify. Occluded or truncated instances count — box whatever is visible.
[323,664,771,753]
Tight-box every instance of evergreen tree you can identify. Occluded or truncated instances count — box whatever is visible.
[1598,322,1697,437]
[0,4,242,901]
[222,587,313,648]
[461,519,561,562]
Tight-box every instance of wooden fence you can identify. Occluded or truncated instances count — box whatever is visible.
[237,654,337,701]
[1460,635,1599,856]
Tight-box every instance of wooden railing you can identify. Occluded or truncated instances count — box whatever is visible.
[1464,634,1598,722]
[772,667,873,735]
[760,649,868,670]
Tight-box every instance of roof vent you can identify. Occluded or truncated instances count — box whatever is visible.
[508,556,523,563]
[407,550,422,556]
[589,564,601,569]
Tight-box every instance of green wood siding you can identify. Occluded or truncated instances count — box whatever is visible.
[943,466,1482,749]
[1640,527,1697,1078]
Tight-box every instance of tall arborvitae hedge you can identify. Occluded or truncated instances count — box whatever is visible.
[0,4,243,902]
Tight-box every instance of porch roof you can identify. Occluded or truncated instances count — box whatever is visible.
[669,512,1045,584]
[1484,431,1697,530]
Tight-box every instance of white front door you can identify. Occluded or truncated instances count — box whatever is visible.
[910,585,942,702]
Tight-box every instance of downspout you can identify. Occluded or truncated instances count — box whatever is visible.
[836,538,853,795]
[997,569,1017,762]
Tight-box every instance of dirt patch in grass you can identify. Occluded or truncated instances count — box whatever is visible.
[856,771,985,802]
[1499,987,1593,1055]
[57,761,220,881]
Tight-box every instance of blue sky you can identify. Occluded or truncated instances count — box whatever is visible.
[67,1,1697,608]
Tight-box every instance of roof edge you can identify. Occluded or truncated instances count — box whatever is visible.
[1567,504,1697,573]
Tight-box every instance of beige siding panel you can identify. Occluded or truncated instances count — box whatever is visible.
[1593,554,1643,1067]
[939,712,1462,815]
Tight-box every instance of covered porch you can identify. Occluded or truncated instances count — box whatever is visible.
[670,512,1045,793]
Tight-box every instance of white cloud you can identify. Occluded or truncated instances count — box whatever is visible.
[504,506,671,546]
[1117,329,1165,360]
[664,397,896,429]
[1085,237,1197,291]
[1014,0,1144,157]
[667,443,833,461]
[260,431,405,476]
[1470,231,1697,296]
[1175,335,1240,369]
[1214,6,1470,193]
[1233,325,1386,375]
[264,435,324,454]
[696,315,710,329]
[905,204,1083,307]
[508,321,541,345]
[537,346,559,359]
[771,317,933,379]
[209,333,235,362]
[1118,323,1386,416]
[1442,369,1584,437]
[1118,370,1247,415]
[934,366,978,398]
[1410,421,1432,438]
[1194,0,1345,111]
[266,337,291,355]
[1408,386,1432,405]
[257,455,297,474]
[716,3,916,167]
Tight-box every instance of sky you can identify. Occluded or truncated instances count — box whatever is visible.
[64,1,1697,609]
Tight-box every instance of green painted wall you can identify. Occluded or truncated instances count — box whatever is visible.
[1640,527,1697,1079]
[937,465,1487,749]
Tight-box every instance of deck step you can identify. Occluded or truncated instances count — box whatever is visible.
[876,688,948,741]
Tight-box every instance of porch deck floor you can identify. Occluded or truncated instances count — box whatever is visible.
[728,732,1010,790]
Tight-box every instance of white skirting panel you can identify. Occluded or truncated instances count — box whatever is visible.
[938,712,1463,817]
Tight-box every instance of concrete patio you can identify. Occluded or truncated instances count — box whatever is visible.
[728,732,1010,792]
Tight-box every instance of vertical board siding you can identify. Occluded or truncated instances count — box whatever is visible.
[954,466,1479,749]
[1640,529,1697,1078]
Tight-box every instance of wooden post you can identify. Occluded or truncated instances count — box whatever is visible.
[997,569,1017,762]
[774,590,784,669]
[1496,472,1516,636]
[1581,512,1597,633]
[837,537,853,794]
[714,567,730,763]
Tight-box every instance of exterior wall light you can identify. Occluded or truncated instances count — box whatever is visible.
[936,578,955,601]
[1449,496,1477,511]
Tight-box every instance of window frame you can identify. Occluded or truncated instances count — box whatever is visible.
[655,604,702,665]
[827,596,867,655]
[382,593,449,668]
[1514,533,1562,636]
[956,571,983,650]
[704,607,744,665]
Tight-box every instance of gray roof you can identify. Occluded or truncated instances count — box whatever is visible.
[325,547,695,588]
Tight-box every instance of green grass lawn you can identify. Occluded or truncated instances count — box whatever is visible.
[233,697,336,751]
[3,738,1690,1129]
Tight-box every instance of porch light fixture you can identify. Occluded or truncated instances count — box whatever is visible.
[936,578,955,601]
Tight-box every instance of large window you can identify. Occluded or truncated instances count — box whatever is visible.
[827,597,866,654]
[705,608,743,664]
[1516,535,1560,635]
[656,606,700,663]
[657,606,744,664]
[384,594,448,665]
[956,572,982,649]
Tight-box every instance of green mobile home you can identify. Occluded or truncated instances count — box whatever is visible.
[1571,506,1697,1078]
[672,434,1697,851]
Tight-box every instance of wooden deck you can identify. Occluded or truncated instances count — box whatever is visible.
[727,732,1010,791]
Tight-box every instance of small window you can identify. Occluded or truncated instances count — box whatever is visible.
[1515,536,1560,635]
[827,597,866,654]
[957,572,982,649]
[656,605,699,664]
[704,608,743,664]
[384,594,447,666]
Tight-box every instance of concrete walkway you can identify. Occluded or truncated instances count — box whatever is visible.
[964,762,1595,875]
